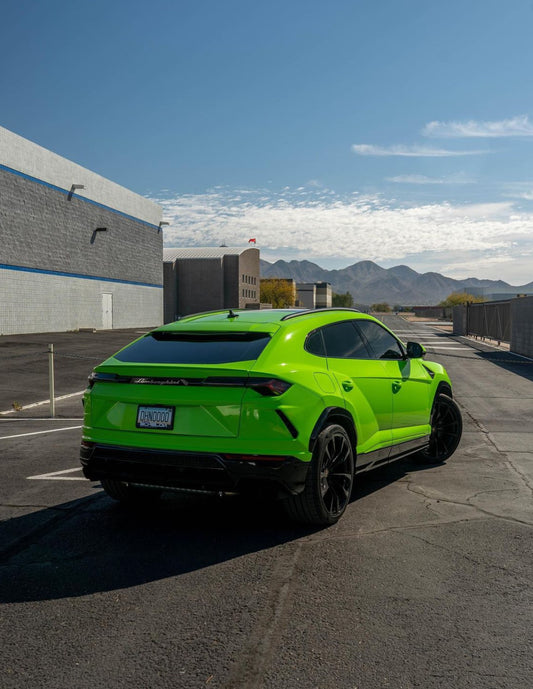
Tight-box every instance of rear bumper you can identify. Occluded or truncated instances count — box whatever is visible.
[80,443,309,498]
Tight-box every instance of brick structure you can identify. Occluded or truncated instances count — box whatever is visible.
[163,247,260,321]
[0,126,163,335]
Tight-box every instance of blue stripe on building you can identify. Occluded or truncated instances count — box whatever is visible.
[0,263,163,289]
[0,163,160,230]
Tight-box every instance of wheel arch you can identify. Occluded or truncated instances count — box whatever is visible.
[309,407,357,455]
[435,381,453,398]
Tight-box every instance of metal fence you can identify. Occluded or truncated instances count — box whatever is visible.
[465,300,512,344]
[453,296,533,357]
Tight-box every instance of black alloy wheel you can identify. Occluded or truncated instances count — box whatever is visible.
[418,393,462,463]
[283,424,355,526]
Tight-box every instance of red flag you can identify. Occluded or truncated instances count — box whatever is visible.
[248,238,256,244]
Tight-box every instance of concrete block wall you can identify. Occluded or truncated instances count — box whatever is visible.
[0,126,160,225]
[296,283,316,309]
[163,262,178,323]
[176,259,224,315]
[0,125,163,334]
[0,168,162,286]
[511,296,533,358]
[0,267,162,335]
[453,306,467,335]
[315,282,332,308]
[237,248,260,308]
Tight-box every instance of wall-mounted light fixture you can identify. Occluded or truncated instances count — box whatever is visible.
[68,183,85,200]
[90,227,107,244]
[158,221,169,233]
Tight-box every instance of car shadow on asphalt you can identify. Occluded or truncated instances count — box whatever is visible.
[472,350,533,383]
[439,348,533,384]
[0,458,435,604]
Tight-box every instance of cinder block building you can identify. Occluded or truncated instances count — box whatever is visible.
[296,283,316,309]
[163,247,260,322]
[296,282,332,309]
[0,126,163,335]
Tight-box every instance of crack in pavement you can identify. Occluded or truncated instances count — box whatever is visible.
[461,407,533,495]
[404,481,533,527]
[400,529,532,583]
[225,542,303,689]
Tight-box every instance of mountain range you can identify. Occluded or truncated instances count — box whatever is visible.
[260,259,533,306]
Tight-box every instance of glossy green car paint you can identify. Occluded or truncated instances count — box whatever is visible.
[81,308,459,523]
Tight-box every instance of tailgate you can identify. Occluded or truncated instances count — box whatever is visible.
[87,366,252,438]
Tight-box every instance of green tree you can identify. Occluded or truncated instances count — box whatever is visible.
[260,278,296,308]
[439,292,485,307]
[371,302,391,313]
[332,291,354,307]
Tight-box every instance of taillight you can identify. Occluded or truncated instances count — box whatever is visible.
[87,372,291,394]
[204,376,292,395]
[246,378,292,396]
[88,372,130,388]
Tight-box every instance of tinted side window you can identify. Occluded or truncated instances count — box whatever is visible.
[356,321,404,360]
[305,329,326,357]
[322,321,371,359]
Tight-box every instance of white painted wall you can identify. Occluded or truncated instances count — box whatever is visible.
[0,268,163,335]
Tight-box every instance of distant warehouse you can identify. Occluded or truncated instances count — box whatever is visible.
[163,246,260,322]
[0,126,163,335]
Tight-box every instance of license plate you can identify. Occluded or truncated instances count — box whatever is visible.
[136,405,174,430]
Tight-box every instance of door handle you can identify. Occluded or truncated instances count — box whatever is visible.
[342,380,354,392]
[392,381,402,393]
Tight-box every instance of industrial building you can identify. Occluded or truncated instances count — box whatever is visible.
[0,126,163,335]
[258,278,333,310]
[163,246,260,322]
[296,282,332,309]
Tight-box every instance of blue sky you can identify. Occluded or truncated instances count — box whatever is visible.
[2,0,533,284]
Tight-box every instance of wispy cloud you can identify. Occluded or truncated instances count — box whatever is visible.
[153,185,533,282]
[440,249,533,284]
[502,182,533,200]
[386,173,476,185]
[351,144,487,157]
[423,114,533,138]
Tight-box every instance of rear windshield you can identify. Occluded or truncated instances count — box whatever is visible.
[114,331,271,364]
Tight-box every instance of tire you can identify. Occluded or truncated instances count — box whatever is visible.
[417,393,462,463]
[101,479,162,506]
[283,424,355,526]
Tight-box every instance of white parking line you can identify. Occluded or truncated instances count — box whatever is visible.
[0,390,85,416]
[0,426,82,440]
[28,467,86,481]
[424,346,471,351]
[0,418,83,422]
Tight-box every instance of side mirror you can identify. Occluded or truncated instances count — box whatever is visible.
[406,341,426,358]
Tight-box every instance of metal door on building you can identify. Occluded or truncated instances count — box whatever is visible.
[101,293,113,329]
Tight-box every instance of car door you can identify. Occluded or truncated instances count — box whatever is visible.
[355,320,433,448]
[319,320,394,469]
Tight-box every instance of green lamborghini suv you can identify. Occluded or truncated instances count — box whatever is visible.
[80,308,462,525]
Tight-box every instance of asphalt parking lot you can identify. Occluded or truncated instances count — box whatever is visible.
[0,321,532,689]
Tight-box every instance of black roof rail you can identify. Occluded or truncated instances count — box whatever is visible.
[281,307,361,321]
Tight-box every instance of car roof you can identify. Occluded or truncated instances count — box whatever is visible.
[157,308,371,333]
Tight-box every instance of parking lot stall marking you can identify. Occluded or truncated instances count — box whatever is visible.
[0,390,86,416]
[0,418,83,422]
[0,426,82,440]
[421,346,471,350]
[27,467,86,481]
